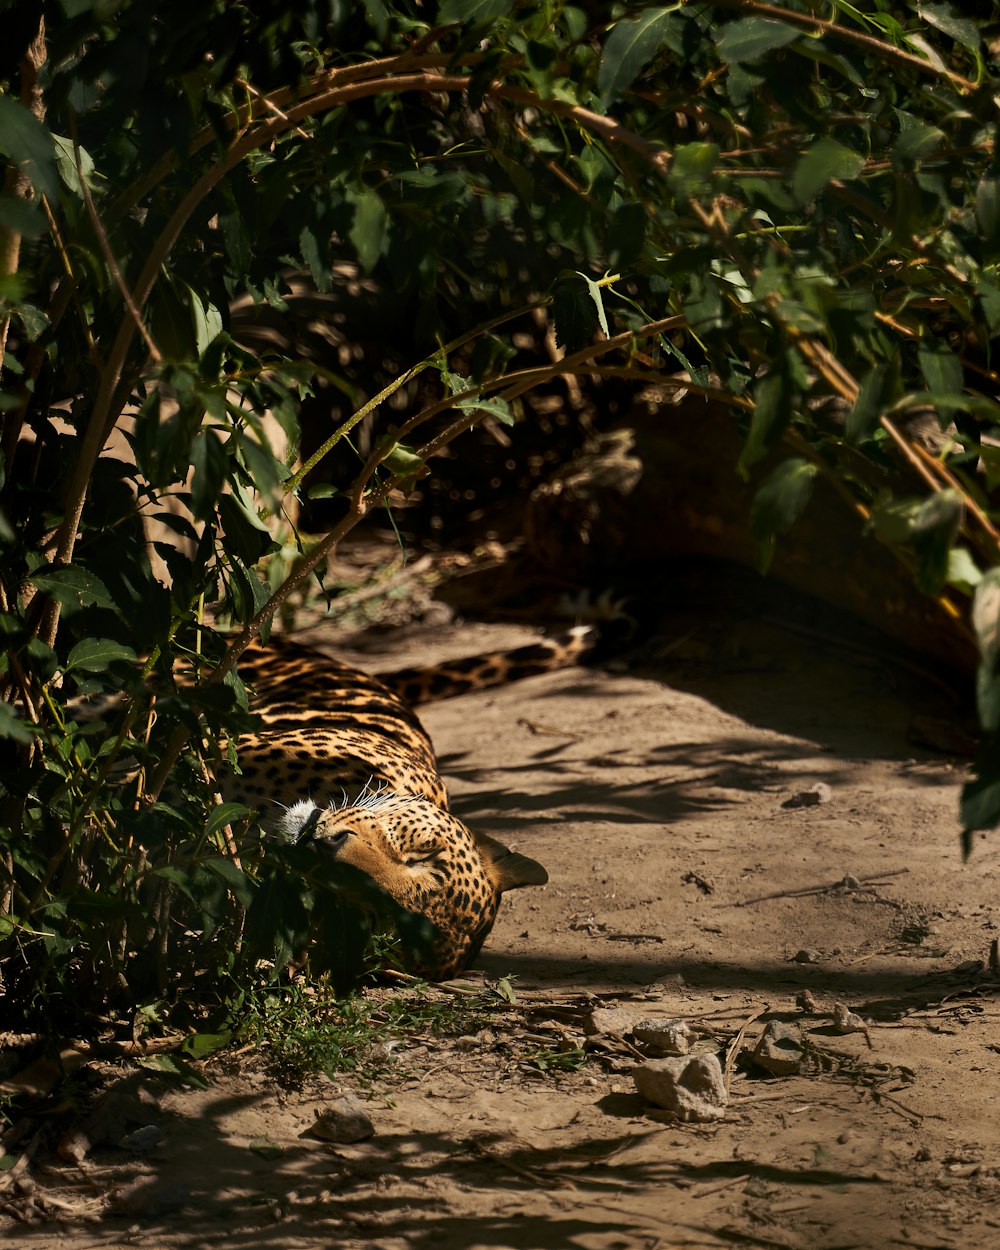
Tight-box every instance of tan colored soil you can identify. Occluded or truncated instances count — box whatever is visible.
[5,580,1000,1250]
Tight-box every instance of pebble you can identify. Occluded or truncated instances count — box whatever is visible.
[751,1021,805,1076]
[118,1125,166,1154]
[306,1095,375,1143]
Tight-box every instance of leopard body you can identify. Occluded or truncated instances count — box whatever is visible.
[228,627,595,978]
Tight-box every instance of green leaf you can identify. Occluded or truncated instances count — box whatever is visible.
[51,134,96,198]
[218,488,273,565]
[64,638,137,673]
[976,671,1000,737]
[917,2,980,52]
[0,94,58,198]
[749,458,816,575]
[846,364,887,443]
[976,176,1000,248]
[740,372,794,470]
[382,442,426,479]
[184,282,223,357]
[204,802,254,838]
[29,565,117,611]
[552,273,598,352]
[202,856,257,907]
[189,428,229,522]
[438,0,514,24]
[871,491,963,594]
[348,188,387,273]
[299,224,331,293]
[136,1053,209,1088]
[972,569,1000,670]
[598,8,676,107]
[792,138,866,205]
[244,869,311,968]
[0,194,45,239]
[892,112,945,170]
[716,17,799,63]
[749,458,818,544]
[181,1030,232,1059]
[917,341,963,397]
[947,547,982,593]
[306,483,342,500]
[492,976,518,1003]
[962,759,1000,839]
[457,393,513,425]
[667,142,719,197]
[0,699,33,743]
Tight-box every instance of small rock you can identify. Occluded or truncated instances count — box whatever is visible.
[584,1006,644,1036]
[647,974,686,991]
[632,1054,728,1122]
[306,1095,374,1143]
[792,948,820,965]
[751,1022,805,1076]
[795,989,818,1014]
[632,1019,695,1056]
[118,1125,166,1153]
[832,1003,873,1046]
[782,783,833,809]
[584,1008,695,1055]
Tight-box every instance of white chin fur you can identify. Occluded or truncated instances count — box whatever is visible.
[274,799,320,844]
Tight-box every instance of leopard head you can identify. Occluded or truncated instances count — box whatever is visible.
[276,793,548,978]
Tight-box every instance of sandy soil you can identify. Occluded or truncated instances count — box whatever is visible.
[4,572,1000,1250]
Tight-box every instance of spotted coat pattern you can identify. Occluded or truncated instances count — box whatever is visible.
[227,628,595,978]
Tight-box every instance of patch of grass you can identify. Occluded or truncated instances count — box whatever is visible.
[229,978,495,1080]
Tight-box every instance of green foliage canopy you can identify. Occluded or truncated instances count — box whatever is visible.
[1,0,999,1020]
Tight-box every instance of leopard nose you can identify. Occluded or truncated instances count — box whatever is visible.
[313,827,351,855]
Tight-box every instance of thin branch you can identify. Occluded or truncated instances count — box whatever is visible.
[234,76,311,140]
[704,0,976,92]
[72,124,162,367]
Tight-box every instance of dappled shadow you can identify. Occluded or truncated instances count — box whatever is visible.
[8,1070,895,1250]
[7,1092,703,1249]
[439,727,955,834]
[475,948,997,1020]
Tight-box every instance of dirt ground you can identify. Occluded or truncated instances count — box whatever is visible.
[5,566,1000,1250]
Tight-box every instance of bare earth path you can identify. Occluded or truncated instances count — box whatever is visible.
[6,586,1000,1250]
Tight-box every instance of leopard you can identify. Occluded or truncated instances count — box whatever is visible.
[225,625,599,979]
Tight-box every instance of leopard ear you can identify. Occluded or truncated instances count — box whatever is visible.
[475,832,548,891]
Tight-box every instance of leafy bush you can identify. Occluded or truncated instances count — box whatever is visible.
[1,1,999,1024]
